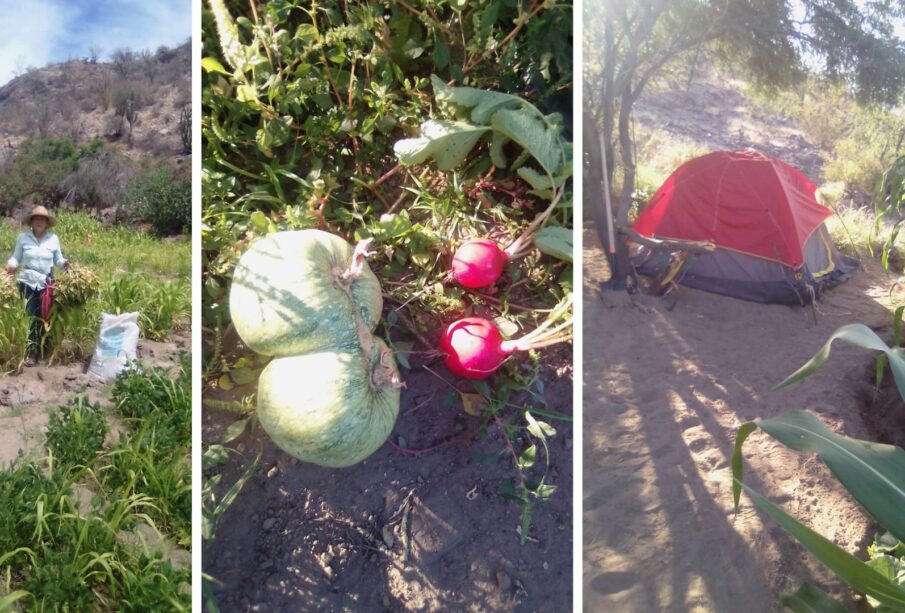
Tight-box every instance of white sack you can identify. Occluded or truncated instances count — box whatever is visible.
[87,312,140,381]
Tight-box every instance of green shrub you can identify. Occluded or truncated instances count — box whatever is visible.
[44,397,108,470]
[123,166,191,236]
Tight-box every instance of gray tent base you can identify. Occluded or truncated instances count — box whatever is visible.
[632,228,859,305]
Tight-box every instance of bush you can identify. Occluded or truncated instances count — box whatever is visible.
[122,166,190,235]
[44,396,108,470]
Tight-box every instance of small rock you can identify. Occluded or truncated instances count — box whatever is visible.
[382,525,394,549]
[496,569,512,592]
[262,518,277,531]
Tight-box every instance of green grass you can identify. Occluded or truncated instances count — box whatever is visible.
[0,212,190,371]
[823,205,904,270]
[0,356,192,610]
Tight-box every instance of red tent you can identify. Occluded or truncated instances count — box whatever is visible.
[632,150,857,304]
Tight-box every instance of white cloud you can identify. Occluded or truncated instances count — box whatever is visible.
[0,1,74,86]
[0,0,190,87]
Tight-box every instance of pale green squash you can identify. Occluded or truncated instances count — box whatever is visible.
[256,336,401,467]
[229,229,382,356]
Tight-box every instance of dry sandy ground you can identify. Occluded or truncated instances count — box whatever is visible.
[584,70,905,611]
[583,227,903,611]
[0,333,188,467]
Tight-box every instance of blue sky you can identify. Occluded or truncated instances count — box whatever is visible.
[0,0,190,86]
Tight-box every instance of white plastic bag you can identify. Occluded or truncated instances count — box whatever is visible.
[87,312,140,381]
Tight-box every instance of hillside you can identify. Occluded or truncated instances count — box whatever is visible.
[0,43,190,159]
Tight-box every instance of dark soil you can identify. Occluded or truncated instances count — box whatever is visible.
[858,350,905,449]
[203,343,572,612]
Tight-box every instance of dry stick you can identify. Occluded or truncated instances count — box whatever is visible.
[382,296,435,352]
[386,426,482,456]
[385,189,409,215]
[470,290,555,313]
[494,414,526,492]
[371,164,403,188]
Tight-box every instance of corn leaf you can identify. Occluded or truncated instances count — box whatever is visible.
[773,323,905,399]
[739,481,905,610]
[393,120,489,170]
[0,591,33,611]
[779,582,848,613]
[734,411,905,543]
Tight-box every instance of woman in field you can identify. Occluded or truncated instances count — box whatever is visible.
[5,205,69,366]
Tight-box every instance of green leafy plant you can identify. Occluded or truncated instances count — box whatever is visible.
[44,397,108,472]
[733,321,905,610]
[122,166,191,236]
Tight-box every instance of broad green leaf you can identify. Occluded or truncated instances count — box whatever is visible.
[431,74,522,124]
[295,23,319,44]
[737,411,905,543]
[201,57,231,76]
[229,367,257,385]
[517,166,555,191]
[534,226,573,262]
[491,108,563,177]
[432,37,450,69]
[779,582,849,613]
[237,84,258,103]
[774,323,905,400]
[394,120,489,170]
[221,418,249,444]
[490,131,508,168]
[739,481,905,610]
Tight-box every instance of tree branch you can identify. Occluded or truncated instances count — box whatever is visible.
[620,224,716,254]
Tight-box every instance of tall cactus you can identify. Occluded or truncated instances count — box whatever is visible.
[179,106,191,154]
[123,90,137,147]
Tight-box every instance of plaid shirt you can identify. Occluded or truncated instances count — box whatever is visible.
[7,230,67,290]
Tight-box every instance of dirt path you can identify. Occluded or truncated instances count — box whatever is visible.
[0,332,189,466]
[583,226,903,611]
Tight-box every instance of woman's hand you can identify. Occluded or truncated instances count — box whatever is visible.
[4,263,16,274]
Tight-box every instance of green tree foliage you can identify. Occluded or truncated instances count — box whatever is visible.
[123,166,191,236]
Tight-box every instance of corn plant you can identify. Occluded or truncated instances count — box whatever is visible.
[873,155,905,269]
[733,322,905,610]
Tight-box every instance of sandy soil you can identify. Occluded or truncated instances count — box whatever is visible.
[584,71,905,611]
[583,226,903,612]
[0,333,189,467]
[204,339,573,612]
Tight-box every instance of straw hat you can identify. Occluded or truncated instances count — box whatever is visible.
[25,205,56,227]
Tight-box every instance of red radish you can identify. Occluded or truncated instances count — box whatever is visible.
[449,186,565,289]
[440,317,514,379]
[450,239,509,288]
[439,295,573,379]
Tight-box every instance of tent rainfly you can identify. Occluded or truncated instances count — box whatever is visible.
[631,149,858,304]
